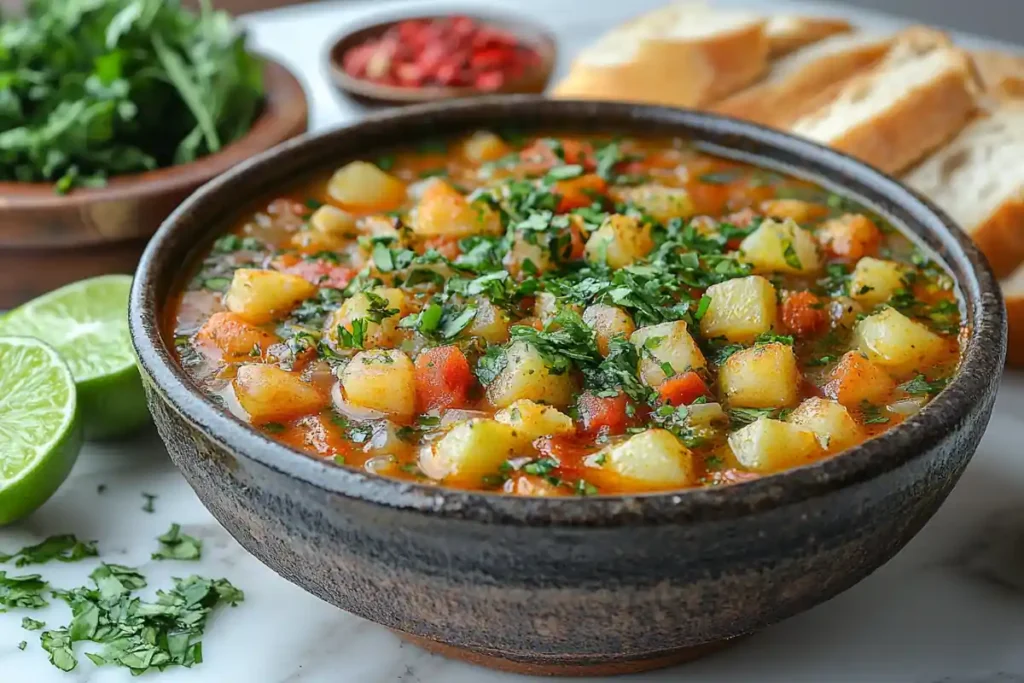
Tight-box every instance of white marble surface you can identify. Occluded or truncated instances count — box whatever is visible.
[3,0,1024,680]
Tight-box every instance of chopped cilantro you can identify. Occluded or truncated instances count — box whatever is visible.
[152,524,203,561]
[211,235,264,253]
[574,480,600,496]
[781,239,802,270]
[523,458,559,476]
[545,164,584,182]
[142,493,157,513]
[0,572,50,609]
[22,617,45,631]
[0,535,97,567]
[900,374,949,396]
[475,345,508,386]
[755,332,795,345]
[728,407,778,428]
[861,402,890,424]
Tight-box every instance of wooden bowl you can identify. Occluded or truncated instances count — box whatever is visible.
[130,97,1006,677]
[0,58,308,308]
[325,12,556,106]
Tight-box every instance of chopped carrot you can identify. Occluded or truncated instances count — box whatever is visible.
[560,139,595,168]
[781,291,827,337]
[657,371,710,407]
[415,346,474,411]
[823,351,896,407]
[555,173,607,212]
[818,214,882,260]
[577,391,635,436]
[194,312,277,361]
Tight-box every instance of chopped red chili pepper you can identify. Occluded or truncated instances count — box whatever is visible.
[342,16,541,91]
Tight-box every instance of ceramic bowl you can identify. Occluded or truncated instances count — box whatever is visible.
[325,12,556,106]
[129,97,1006,677]
[0,58,307,308]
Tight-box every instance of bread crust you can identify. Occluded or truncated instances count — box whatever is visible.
[972,198,1024,280]
[714,39,891,127]
[552,21,769,107]
[767,17,853,58]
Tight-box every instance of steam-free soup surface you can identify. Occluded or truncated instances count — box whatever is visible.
[169,132,961,496]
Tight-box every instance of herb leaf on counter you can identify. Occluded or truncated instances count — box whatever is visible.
[0,535,98,567]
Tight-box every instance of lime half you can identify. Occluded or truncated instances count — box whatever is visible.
[0,337,83,525]
[0,275,149,439]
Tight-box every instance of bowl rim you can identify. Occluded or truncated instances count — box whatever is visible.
[0,57,308,210]
[129,96,1007,527]
[323,8,557,104]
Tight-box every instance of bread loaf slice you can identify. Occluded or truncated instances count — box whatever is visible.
[551,2,768,108]
[904,101,1024,279]
[766,15,853,58]
[788,28,978,175]
[714,32,892,127]
[1002,264,1024,367]
[973,50,1024,97]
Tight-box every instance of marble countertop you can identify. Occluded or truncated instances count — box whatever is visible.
[3,1,1024,681]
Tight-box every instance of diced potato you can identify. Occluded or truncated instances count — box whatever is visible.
[194,311,277,361]
[699,275,778,343]
[411,180,502,238]
[617,185,694,223]
[224,268,318,324]
[234,364,326,424]
[719,342,800,408]
[310,205,358,237]
[631,321,707,387]
[852,307,946,378]
[739,218,821,274]
[466,298,510,344]
[486,341,578,409]
[504,231,553,276]
[584,214,654,269]
[583,304,636,356]
[462,131,511,163]
[818,213,881,260]
[600,429,696,487]
[341,349,416,419]
[325,288,407,350]
[849,257,907,307]
[760,198,827,223]
[728,418,822,471]
[419,419,531,484]
[823,351,896,407]
[327,161,407,211]
[495,400,575,440]
[787,397,864,453]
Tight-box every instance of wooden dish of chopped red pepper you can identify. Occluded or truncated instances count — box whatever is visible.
[326,13,556,105]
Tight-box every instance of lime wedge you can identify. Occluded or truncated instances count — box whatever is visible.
[0,336,83,525]
[0,275,149,439]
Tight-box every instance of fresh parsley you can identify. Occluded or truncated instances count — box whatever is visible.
[152,524,203,561]
[0,535,98,567]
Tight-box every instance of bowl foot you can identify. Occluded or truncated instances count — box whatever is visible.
[395,632,746,677]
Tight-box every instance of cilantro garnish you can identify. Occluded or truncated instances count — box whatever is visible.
[142,493,157,513]
[0,535,97,567]
[861,402,890,424]
[476,345,509,386]
[899,374,949,396]
[0,572,50,610]
[152,524,202,561]
[22,617,45,631]
[781,239,802,270]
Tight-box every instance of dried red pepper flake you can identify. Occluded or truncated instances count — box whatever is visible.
[342,15,541,90]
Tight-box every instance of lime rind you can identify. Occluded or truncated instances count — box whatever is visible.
[0,274,136,382]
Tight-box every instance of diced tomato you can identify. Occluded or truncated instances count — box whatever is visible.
[781,291,827,337]
[577,391,635,436]
[555,173,607,212]
[421,235,462,260]
[415,346,475,411]
[657,371,710,407]
[534,434,592,468]
[560,139,595,168]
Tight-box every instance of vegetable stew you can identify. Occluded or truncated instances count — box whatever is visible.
[168,132,961,496]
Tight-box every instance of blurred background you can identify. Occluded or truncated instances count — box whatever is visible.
[1,0,1022,45]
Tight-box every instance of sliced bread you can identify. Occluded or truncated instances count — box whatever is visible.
[551,2,768,108]
[1003,264,1024,367]
[904,101,1024,279]
[972,50,1024,97]
[788,28,978,175]
[765,15,854,58]
[714,31,892,127]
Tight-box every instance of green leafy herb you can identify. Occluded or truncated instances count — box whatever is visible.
[754,332,795,346]
[704,455,725,470]
[41,628,76,671]
[728,407,778,428]
[376,155,396,171]
[693,295,712,321]
[523,458,559,476]
[211,235,264,253]
[594,141,623,180]
[861,402,890,424]
[152,524,202,561]
[545,164,584,182]
[899,374,949,396]
[781,239,802,270]
[574,480,600,496]
[0,535,98,567]
[0,572,50,610]
[261,422,286,434]
[142,493,157,513]
[22,617,45,631]
[18,641,27,651]
[0,0,265,192]
[476,345,508,386]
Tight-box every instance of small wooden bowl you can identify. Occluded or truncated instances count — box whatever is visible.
[325,12,557,106]
[0,58,308,308]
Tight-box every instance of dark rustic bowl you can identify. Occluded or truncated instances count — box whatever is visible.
[0,58,308,308]
[325,11,556,106]
[129,97,1006,677]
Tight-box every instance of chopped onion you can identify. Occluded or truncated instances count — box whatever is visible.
[440,409,490,428]
[887,397,928,416]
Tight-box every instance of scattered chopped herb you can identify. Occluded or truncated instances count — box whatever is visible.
[704,455,725,470]
[261,422,286,435]
[376,155,396,171]
[212,235,264,253]
[574,480,600,496]
[754,332,795,346]
[0,535,98,567]
[0,572,50,610]
[333,455,346,466]
[728,407,777,428]
[861,402,890,424]
[523,458,559,476]
[152,524,202,561]
[475,345,508,386]
[22,617,45,631]
[900,374,949,396]
[545,164,584,182]
[693,295,712,321]
[18,641,27,651]
[142,493,157,513]
[782,239,802,270]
